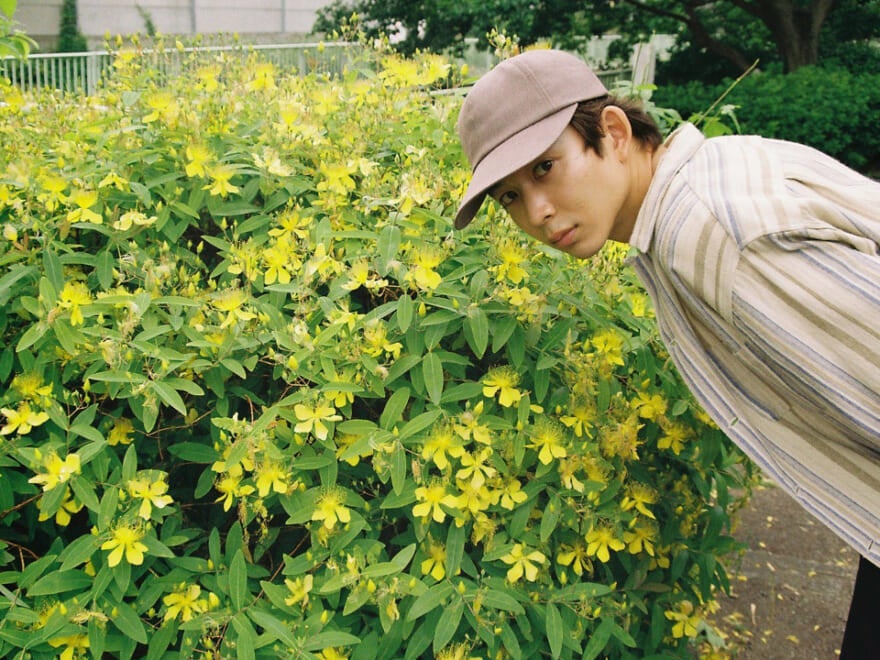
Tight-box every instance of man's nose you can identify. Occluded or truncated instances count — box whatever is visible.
[524,192,553,228]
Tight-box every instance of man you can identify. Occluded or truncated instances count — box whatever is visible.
[454,48,880,657]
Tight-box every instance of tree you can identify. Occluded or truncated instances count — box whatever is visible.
[57,0,88,52]
[313,0,880,75]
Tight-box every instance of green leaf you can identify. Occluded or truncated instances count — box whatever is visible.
[248,609,298,648]
[445,523,465,579]
[0,264,37,305]
[380,387,410,430]
[167,442,219,463]
[481,589,525,615]
[545,602,563,660]
[406,582,453,621]
[111,602,148,644]
[464,307,489,358]
[27,570,93,597]
[582,618,614,660]
[303,631,362,652]
[0,1,18,24]
[43,247,64,293]
[376,224,401,275]
[16,321,48,352]
[53,319,84,354]
[391,442,406,495]
[540,493,561,543]
[432,597,463,653]
[492,315,518,353]
[421,352,443,405]
[231,612,257,660]
[58,535,100,571]
[229,549,248,611]
[151,380,188,414]
[96,250,115,290]
[397,293,414,333]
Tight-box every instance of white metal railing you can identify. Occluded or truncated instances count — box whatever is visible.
[0,41,356,95]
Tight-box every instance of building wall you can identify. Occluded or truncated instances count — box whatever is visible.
[15,0,332,50]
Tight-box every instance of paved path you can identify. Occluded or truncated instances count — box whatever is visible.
[710,482,859,659]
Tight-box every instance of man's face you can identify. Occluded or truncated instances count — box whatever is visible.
[490,125,633,259]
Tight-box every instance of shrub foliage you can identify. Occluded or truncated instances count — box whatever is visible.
[0,42,755,659]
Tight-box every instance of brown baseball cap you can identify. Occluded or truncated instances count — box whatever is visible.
[454,49,608,229]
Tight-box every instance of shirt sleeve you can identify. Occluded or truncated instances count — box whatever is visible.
[730,230,880,452]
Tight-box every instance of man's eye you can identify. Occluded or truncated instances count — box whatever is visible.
[498,191,517,206]
[534,160,553,177]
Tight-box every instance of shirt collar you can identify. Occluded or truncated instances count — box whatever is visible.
[629,122,706,253]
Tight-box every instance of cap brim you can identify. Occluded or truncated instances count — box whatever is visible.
[454,103,577,229]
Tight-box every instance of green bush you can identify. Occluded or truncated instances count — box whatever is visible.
[654,66,880,173]
[0,42,755,659]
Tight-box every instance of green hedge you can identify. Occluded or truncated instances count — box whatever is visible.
[0,42,755,659]
[654,66,880,172]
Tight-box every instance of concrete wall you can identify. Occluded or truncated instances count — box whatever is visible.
[15,0,331,50]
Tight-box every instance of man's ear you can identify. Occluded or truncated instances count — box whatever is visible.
[600,106,632,161]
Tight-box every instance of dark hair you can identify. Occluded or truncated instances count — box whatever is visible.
[569,95,663,156]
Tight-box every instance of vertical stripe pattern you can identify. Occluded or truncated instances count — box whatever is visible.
[628,124,880,567]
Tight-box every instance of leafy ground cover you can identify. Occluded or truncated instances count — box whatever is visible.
[0,40,756,659]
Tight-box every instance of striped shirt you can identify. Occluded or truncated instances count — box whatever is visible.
[628,123,880,566]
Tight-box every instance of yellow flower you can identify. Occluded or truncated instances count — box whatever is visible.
[623,521,657,556]
[420,540,446,580]
[294,401,341,441]
[143,91,179,124]
[214,470,255,511]
[559,398,595,438]
[421,424,465,471]
[101,524,148,567]
[211,287,257,328]
[658,420,690,455]
[1,401,49,436]
[66,189,103,224]
[621,483,657,519]
[492,240,530,284]
[253,147,291,176]
[312,489,351,530]
[28,452,81,491]
[591,329,625,366]
[557,541,592,576]
[247,62,277,91]
[528,418,567,465]
[37,489,83,526]
[107,418,136,446]
[632,391,667,421]
[455,478,497,516]
[48,633,89,660]
[413,482,458,523]
[284,574,314,607]
[585,524,625,563]
[404,247,443,292]
[163,583,218,622]
[203,163,240,198]
[317,648,349,660]
[456,447,496,488]
[482,366,523,408]
[255,462,289,497]
[128,475,174,519]
[58,281,92,326]
[185,144,212,178]
[12,372,53,404]
[665,601,701,639]
[452,402,491,445]
[361,319,402,360]
[498,477,528,510]
[500,543,546,583]
[113,210,157,231]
